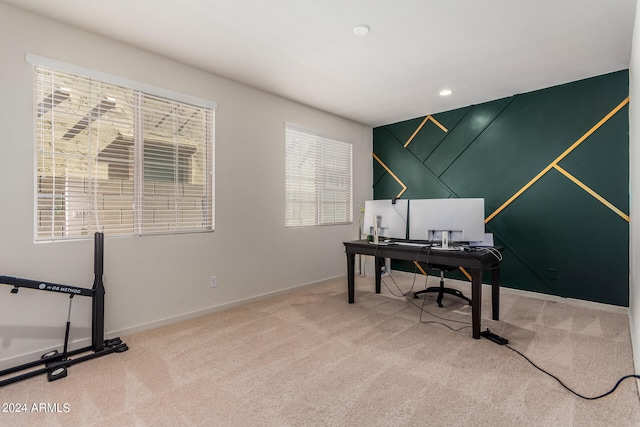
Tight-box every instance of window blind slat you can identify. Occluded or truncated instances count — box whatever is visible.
[34,65,215,241]
[285,125,352,227]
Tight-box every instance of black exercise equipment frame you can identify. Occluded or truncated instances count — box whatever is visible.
[0,232,128,387]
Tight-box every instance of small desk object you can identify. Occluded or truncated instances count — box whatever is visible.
[343,240,501,339]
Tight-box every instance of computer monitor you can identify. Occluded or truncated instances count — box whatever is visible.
[363,199,408,241]
[409,198,485,246]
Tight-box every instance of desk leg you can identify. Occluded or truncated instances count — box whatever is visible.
[375,257,383,294]
[347,252,355,304]
[491,267,500,321]
[469,268,482,339]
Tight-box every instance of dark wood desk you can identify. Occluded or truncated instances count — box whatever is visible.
[343,240,501,339]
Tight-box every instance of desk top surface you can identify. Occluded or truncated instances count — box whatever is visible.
[343,240,501,269]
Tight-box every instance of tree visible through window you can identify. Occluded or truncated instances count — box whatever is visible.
[33,63,215,240]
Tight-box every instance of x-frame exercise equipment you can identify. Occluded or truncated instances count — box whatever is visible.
[0,232,128,387]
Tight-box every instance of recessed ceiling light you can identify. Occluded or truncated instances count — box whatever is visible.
[439,89,453,96]
[353,25,370,36]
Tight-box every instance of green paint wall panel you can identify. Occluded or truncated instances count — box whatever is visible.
[373,127,451,199]
[405,108,470,163]
[425,98,512,178]
[373,70,629,306]
[558,107,629,212]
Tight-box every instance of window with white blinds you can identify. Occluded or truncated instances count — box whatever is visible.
[285,124,353,227]
[33,63,215,241]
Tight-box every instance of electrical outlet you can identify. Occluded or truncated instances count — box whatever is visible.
[210,275,217,288]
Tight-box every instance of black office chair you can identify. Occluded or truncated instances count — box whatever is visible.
[413,264,471,307]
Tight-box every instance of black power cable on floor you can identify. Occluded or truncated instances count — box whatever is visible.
[503,342,640,400]
[369,243,639,400]
[374,244,473,331]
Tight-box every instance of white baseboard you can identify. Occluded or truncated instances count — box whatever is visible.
[377,269,629,314]
[108,275,343,338]
[498,285,629,314]
[1,273,628,371]
[0,275,342,370]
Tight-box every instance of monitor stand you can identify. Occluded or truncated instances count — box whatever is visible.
[441,230,449,249]
[372,214,379,244]
[432,230,458,250]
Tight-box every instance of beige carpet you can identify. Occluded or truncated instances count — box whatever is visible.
[1,272,639,426]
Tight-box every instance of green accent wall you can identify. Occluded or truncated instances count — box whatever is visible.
[373,70,629,306]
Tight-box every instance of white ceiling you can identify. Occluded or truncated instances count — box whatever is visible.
[2,0,636,127]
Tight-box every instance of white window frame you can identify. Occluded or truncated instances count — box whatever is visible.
[285,123,353,227]
[29,54,216,241]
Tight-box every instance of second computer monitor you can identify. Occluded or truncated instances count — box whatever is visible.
[409,198,485,243]
[363,199,409,240]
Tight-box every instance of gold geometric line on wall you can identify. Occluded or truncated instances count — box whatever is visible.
[485,163,554,224]
[372,152,408,198]
[553,164,630,222]
[485,96,630,224]
[458,267,472,281]
[413,261,428,275]
[404,115,448,148]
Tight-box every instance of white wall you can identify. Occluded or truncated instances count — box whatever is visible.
[0,3,372,366]
[629,0,640,376]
